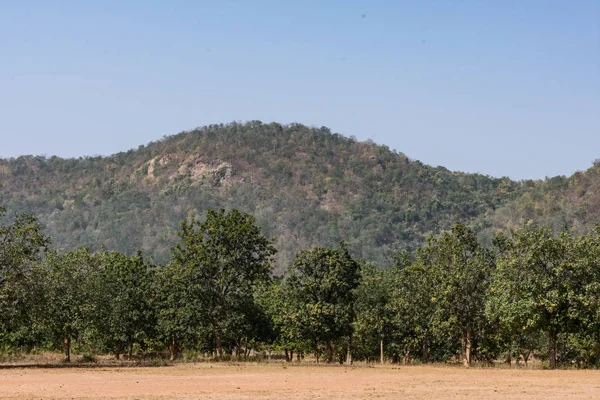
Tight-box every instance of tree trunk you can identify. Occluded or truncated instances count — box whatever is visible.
[290,350,294,362]
[214,322,223,361]
[169,336,176,362]
[326,341,334,363]
[522,350,531,368]
[63,336,71,363]
[422,335,429,364]
[346,336,353,365]
[548,330,557,369]
[380,335,385,365]
[462,328,472,367]
[285,349,290,362]
[128,342,133,359]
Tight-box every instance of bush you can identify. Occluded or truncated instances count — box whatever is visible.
[79,354,97,363]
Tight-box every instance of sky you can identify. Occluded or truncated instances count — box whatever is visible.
[0,1,598,180]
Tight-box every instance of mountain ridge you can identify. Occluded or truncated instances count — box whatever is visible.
[1,121,598,272]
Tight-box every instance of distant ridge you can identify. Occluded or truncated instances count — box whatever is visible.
[1,121,598,271]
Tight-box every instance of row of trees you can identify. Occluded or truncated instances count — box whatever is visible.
[2,206,600,368]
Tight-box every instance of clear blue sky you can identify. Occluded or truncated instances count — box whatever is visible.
[1,1,598,179]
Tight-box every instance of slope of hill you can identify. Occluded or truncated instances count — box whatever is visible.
[2,121,591,271]
[487,161,600,236]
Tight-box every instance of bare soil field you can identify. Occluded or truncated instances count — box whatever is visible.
[1,362,600,400]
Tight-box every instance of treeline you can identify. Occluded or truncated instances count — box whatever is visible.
[2,206,600,369]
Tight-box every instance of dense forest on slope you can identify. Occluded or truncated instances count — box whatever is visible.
[0,121,597,271]
[485,163,600,236]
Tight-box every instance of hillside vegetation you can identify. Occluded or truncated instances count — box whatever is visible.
[0,121,597,270]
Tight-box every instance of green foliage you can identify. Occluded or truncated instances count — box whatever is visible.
[353,264,395,362]
[429,223,493,365]
[92,251,156,358]
[285,242,360,363]
[487,225,596,368]
[164,208,276,360]
[154,260,210,358]
[38,248,101,361]
[255,280,310,357]
[391,223,493,365]
[0,122,519,272]
[0,208,50,349]
[3,132,600,369]
[392,247,440,363]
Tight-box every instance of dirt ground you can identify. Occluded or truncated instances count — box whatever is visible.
[1,363,600,400]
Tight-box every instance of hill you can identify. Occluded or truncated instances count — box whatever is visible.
[486,161,600,236]
[0,121,595,271]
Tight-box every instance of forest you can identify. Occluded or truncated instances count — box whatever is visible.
[2,122,600,274]
[3,205,600,369]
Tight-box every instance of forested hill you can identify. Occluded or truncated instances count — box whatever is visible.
[0,121,596,270]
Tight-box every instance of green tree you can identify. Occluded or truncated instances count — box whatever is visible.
[487,225,579,369]
[40,248,99,362]
[286,242,360,363]
[353,264,394,364]
[392,247,439,363]
[408,223,492,366]
[0,208,50,349]
[255,280,309,361]
[170,208,276,360]
[154,261,204,361]
[221,291,275,359]
[557,227,600,367]
[93,251,156,359]
[436,223,493,366]
[0,207,49,287]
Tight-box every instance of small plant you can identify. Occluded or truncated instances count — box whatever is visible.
[183,349,200,362]
[80,354,97,363]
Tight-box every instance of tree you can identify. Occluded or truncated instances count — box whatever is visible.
[553,227,600,367]
[170,208,276,360]
[487,225,579,369]
[221,291,275,359]
[392,247,440,364]
[0,208,49,348]
[40,248,99,362]
[154,261,205,361]
[286,242,360,363]
[414,223,492,366]
[0,207,49,287]
[256,280,310,362]
[353,264,394,364]
[440,224,493,366]
[92,251,156,359]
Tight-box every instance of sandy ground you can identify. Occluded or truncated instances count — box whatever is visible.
[1,363,600,400]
